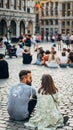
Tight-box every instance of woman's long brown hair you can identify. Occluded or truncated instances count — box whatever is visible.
[38,74,58,95]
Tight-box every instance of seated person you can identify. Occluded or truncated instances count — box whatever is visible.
[42,50,50,65]
[35,47,45,65]
[68,51,73,67]
[0,53,9,79]
[8,45,17,58]
[23,49,32,64]
[7,70,37,121]
[59,52,68,67]
[25,74,69,130]
[16,43,24,57]
[45,53,59,68]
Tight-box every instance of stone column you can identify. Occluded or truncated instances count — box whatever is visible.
[16,20,20,37]
[22,0,25,11]
[4,0,7,9]
[17,0,19,10]
[25,22,28,34]
[7,20,11,40]
[53,2,55,16]
[33,20,35,35]
[58,20,61,34]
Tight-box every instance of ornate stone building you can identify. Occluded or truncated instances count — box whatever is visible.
[0,0,35,39]
[40,0,73,35]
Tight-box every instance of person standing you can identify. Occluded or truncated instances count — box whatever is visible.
[7,70,37,121]
[0,53,9,79]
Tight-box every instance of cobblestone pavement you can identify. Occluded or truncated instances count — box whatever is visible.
[0,43,73,130]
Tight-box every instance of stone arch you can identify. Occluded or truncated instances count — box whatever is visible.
[0,19,7,36]
[20,20,25,34]
[10,20,16,37]
[28,20,33,34]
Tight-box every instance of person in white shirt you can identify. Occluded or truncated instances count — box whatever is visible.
[59,52,68,67]
[16,44,24,57]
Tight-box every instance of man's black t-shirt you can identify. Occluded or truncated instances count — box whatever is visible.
[0,60,9,79]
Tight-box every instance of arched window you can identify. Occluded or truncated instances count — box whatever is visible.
[10,20,16,36]
[20,21,25,34]
[0,19,7,36]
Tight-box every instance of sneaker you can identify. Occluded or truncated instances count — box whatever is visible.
[63,116,69,125]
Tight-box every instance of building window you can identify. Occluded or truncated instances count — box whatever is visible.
[41,20,44,25]
[55,2,58,16]
[62,21,65,28]
[45,20,49,25]
[14,0,16,10]
[72,21,73,27]
[50,2,53,16]
[36,14,39,23]
[46,2,49,6]
[62,3,65,16]
[41,9,44,16]
[67,3,70,16]
[50,20,53,25]
[19,0,21,10]
[46,7,48,16]
[67,21,70,26]
[6,0,9,9]
[0,0,3,8]
[55,20,58,25]
[27,8,30,13]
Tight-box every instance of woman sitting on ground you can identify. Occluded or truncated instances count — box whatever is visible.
[35,47,45,65]
[45,52,59,68]
[25,74,69,130]
[42,50,50,65]
[22,49,32,64]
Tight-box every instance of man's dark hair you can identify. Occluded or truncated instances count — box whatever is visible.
[19,70,31,80]
[0,53,5,59]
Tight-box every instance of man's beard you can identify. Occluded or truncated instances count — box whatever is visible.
[26,82,31,86]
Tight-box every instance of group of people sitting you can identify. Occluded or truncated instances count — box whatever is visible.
[0,53,69,129]
[34,46,73,68]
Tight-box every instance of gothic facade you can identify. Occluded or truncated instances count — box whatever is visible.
[0,0,35,38]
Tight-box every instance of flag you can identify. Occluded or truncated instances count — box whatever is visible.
[35,2,42,9]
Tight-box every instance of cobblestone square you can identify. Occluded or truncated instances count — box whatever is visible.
[0,43,73,130]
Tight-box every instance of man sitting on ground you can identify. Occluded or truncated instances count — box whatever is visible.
[7,70,37,121]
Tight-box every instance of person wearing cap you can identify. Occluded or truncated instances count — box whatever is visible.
[7,70,37,121]
[0,53,9,79]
